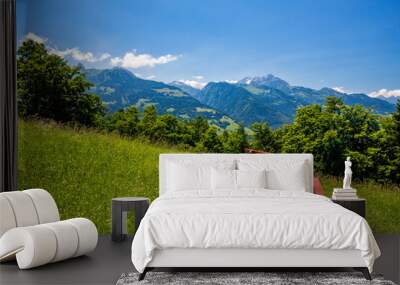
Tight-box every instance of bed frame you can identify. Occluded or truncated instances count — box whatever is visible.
[139,154,371,281]
[141,248,371,280]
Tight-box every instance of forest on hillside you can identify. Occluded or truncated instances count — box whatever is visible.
[17,39,400,184]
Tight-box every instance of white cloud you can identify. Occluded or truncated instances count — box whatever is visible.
[178,79,207,89]
[50,47,111,63]
[23,33,110,63]
[225,79,238,84]
[24,32,47,44]
[193,75,204,80]
[146,75,156,80]
[99,53,111,61]
[369,89,400,98]
[110,51,179,69]
[332,86,347,93]
[22,33,177,69]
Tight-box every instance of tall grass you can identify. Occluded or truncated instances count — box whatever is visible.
[18,120,400,234]
[18,120,181,233]
[320,176,400,233]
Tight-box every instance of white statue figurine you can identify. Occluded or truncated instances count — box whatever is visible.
[343,157,352,189]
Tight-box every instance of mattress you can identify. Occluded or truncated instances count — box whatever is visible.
[131,190,380,273]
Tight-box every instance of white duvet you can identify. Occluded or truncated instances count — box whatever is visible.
[131,190,380,273]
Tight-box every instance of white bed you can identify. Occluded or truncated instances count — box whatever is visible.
[131,154,380,280]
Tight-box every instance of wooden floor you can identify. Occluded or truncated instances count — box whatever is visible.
[0,235,399,285]
[0,236,133,285]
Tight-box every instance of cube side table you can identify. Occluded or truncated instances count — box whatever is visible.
[332,198,366,218]
[112,197,150,242]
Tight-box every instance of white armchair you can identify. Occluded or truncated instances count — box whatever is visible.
[0,189,98,269]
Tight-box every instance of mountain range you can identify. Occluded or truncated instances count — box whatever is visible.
[84,68,237,129]
[84,68,396,129]
[374,95,399,105]
[188,75,395,128]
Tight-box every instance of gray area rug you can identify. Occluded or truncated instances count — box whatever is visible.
[116,272,396,285]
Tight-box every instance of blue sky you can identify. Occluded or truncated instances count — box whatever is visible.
[17,0,400,95]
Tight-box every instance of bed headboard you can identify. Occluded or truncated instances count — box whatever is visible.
[159,153,314,195]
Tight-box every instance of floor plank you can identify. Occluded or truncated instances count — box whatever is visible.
[0,236,133,285]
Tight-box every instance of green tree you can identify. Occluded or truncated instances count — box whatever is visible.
[187,117,209,144]
[325,96,344,114]
[370,103,400,183]
[108,106,140,137]
[271,125,287,152]
[197,127,223,152]
[223,125,248,153]
[151,114,181,144]
[251,122,275,152]
[281,97,380,178]
[17,39,105,126]
[139,105,158,137]
[394,99,400,142]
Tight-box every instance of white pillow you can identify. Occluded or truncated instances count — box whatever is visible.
[167,162,210,191]
[267,161,306,191]
[166,159,236,192]
[236,169,267,189]
[211,168,236,190]
[238,159,307,191]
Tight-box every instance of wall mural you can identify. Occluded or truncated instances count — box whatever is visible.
[16,0,400,234]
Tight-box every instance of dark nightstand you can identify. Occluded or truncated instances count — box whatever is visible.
[332,198,366,218]
[111,197,150,242]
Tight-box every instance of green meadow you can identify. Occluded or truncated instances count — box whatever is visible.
[18,120,177,233]
[320,176,400,234]
[18,120,400,234]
